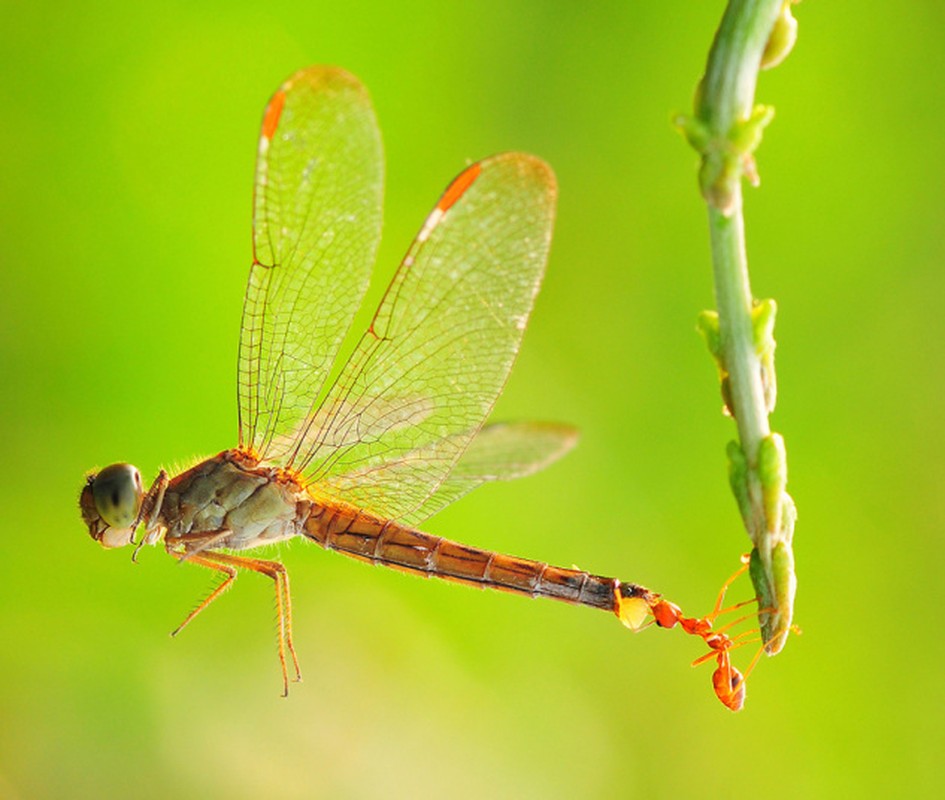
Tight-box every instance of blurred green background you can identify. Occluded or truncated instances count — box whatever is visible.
[2,1,943,797]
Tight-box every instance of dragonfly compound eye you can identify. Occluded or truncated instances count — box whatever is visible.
[91,463,144,530]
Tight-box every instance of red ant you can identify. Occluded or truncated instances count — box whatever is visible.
[616,556,764,711]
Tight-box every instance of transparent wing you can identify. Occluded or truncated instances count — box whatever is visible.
[444,421,578,483]
[290,153,557,522]
[324,422,578,526]
[238,66,383,460]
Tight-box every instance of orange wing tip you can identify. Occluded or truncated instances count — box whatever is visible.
[437,162,482,212]
[261,89,287,141]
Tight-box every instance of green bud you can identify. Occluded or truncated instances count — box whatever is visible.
[696,310,721,360]
[758,433,788,534]
[765,540,797,654]
[761,1,799,71]
[727,441,752,529]
[751,299,777,357]
[748,547,774,623]
[697,310,737,416]
[699,149,739,214]
[752,299,778,412]
[674,112,712,153]
[730,105,775,156]
[749,539,797,656]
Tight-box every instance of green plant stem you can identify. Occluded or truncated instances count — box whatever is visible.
[698,0,782,131]
[700,0,783,444]
[708,202,770,479]
[693,0,796,655]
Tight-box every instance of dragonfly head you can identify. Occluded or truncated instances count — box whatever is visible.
[79,463,144,549]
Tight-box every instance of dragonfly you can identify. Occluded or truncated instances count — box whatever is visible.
[79,65,752,709]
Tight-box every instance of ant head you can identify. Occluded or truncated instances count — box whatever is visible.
[649,599,683,629]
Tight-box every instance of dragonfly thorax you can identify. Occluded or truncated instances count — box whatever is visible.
[159,450,309,551]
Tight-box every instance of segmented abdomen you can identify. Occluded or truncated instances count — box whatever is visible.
[302,503,619,612]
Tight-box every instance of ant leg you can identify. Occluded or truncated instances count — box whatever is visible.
[711,608,764,638]
[710,555,751,617]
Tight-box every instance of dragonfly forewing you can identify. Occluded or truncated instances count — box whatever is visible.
[290,154,558,524]
[240,66,384,462]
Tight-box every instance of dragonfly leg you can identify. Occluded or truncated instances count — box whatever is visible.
[278,564,302,685]
[141,470,169,532]
[169,552,238,636]
[168,544,302,696]
[170,529,235,563]
[131,470,169,561]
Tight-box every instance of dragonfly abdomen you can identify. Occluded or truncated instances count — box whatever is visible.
[303,503,619,612]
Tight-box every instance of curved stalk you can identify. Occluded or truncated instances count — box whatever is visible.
[681,0,798,655]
